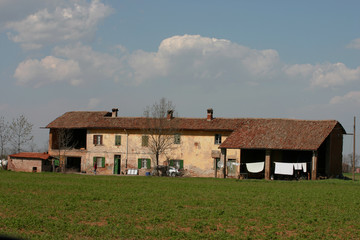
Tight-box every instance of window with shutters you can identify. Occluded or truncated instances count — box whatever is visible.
[93,135,103,145]
[142,135,149,147]
[93,157,105,168]
[174,133,181,144]
[170,159,183,170]
[138,158,151,169]
[115,135,121,146]
[214,134,222,145]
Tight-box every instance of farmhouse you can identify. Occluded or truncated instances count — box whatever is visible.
[8,152,52,173]
[46,108,345,180]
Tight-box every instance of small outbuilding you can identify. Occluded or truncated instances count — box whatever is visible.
[8,152,52,173]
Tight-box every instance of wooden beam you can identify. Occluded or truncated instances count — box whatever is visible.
[221,148,227,179]
[312,151,318,180]
[265,150,271,180]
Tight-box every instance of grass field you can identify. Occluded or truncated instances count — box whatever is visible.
[0,171,359,240]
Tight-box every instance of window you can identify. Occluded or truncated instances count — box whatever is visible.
[174,133,181,144]
[170,159,183,169]
[138,158,151,169]
[93,157,105,167]
[142,135,149,147]
[93,135,103,145]
[115,135,121,146]
[214,134,222,144]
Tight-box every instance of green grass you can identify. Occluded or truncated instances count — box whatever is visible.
[0,171,359,240]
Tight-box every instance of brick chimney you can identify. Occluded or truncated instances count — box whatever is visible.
[207,108,213,121]
[112,108,118,117]
[167,110,174,120]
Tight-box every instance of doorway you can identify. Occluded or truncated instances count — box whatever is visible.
[66,157,81,172]
[114,155,121,174]
[227,159,236,177]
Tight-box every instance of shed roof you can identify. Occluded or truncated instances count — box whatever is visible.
[219,118,345,151]
[9,152,51,160]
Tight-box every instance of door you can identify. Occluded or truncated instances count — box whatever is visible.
[114,155,121,174]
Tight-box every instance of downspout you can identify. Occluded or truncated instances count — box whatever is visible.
[124,129,128,168]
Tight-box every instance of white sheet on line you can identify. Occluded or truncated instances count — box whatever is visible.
[302,162,307,172]
[274,162,294,175]
[246,162,264,173]
[293,163,302,170]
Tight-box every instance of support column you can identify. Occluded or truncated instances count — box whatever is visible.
[237,149,242,179]
[312,151,318,180]
[265,150,271,180]
[221,148,227,179]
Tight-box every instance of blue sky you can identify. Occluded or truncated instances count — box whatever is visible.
[0,0,359,153]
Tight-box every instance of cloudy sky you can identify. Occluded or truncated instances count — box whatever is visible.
[0,0,359,153]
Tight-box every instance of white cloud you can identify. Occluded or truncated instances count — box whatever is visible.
[311,63,360,88]
[14,43,127,87]
[330,91,360,105]
[347,38,360,49]
[284,62,360,88]
[12,34,360,90]
[128,34,280,84]
[5,0,113,49]
[53,43,126,82]
[14,56,82,87]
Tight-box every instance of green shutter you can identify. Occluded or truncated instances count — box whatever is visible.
[101,157,105,167]
[54,158,60,166]
[170,160,174,167]
[115,135,121,145]
[93,157,96,164]
[179,160,183,169]
[138,159,142,169]
[146,159,151,169]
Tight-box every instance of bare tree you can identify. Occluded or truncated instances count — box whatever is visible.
[0,116,10,158]
[9,115,33,153]
[143,98,180,168]
[52,128,76,172]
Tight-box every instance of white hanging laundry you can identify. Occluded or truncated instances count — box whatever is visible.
[246,162,264,173]
[274,162,294,175]
[293,163,302,170]
[302,162,307,172]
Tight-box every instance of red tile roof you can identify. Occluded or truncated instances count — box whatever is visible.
[46,111,346,151]
[220,119,345,150]
[9,152,51,160]
[45,111,241,131]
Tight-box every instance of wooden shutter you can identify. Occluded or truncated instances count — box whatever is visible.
[142,136,148,146]
[138,159,142,169]
[101,157,105,167]
[179,160,183,169]
[115,135,121,145]
[93,136,96,144]
[146,159,151,169]
[174,134,180,144]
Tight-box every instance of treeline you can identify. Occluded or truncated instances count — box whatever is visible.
[342,154,360,173]
[0,115,38,159]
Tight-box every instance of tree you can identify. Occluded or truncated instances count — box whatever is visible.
[143,98,180,169]
[9,115,33,153]
[0,116,10,158]
[52,128,76,172]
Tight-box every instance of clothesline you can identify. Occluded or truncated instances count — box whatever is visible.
[227,161,311,175]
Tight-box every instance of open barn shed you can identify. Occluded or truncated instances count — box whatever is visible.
[219,119,346,180]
